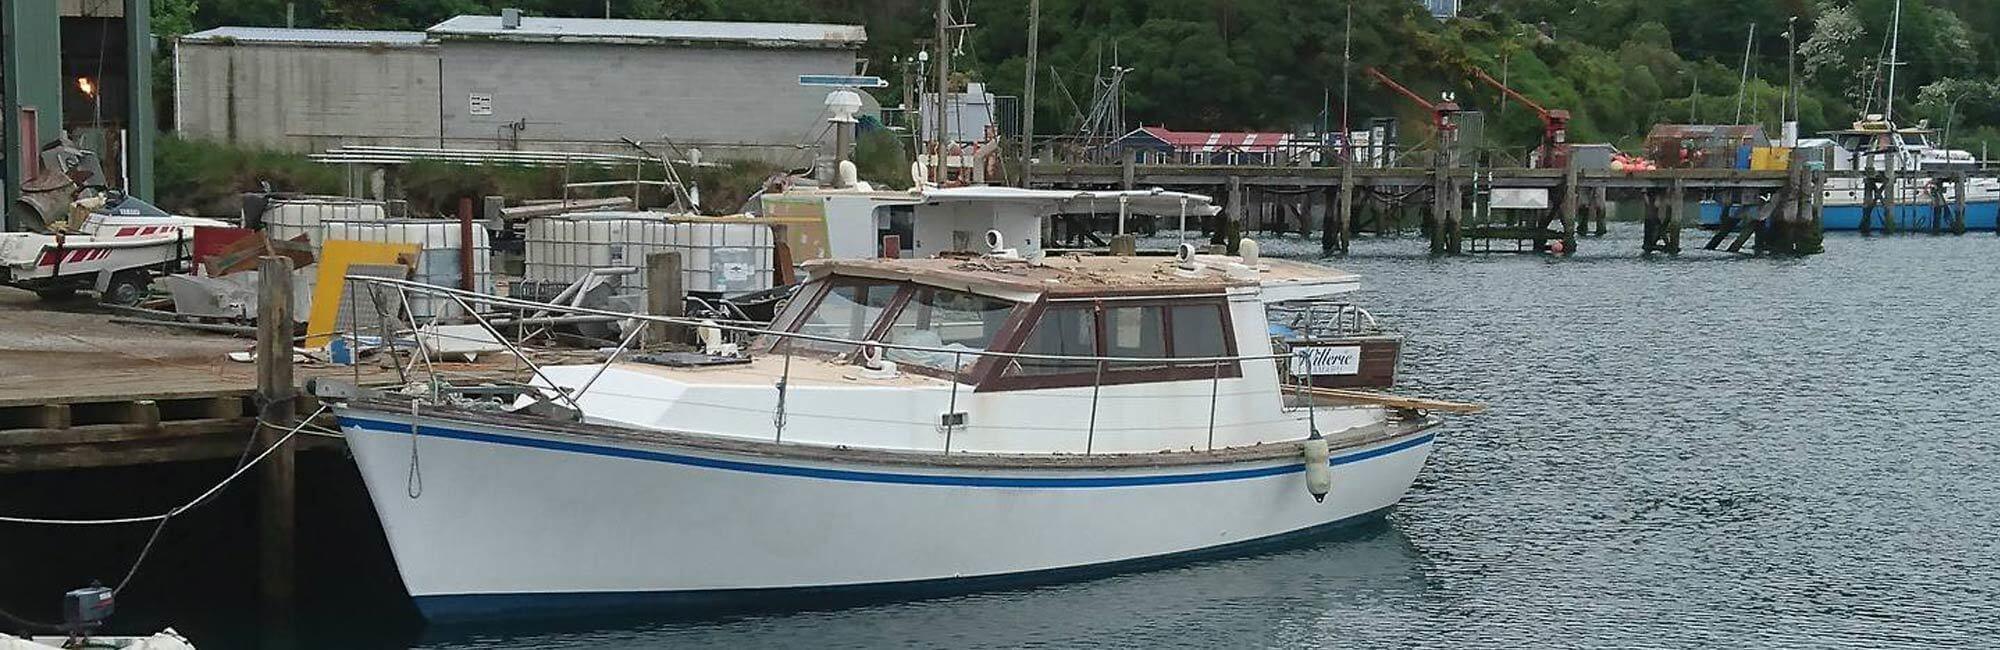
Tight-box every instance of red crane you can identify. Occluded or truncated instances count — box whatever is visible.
[1469,67,1571,168]
[1364,66,1460,144]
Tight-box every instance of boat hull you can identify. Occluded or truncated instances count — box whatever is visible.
[1698,199,2000,231]
[335,408,1438,621]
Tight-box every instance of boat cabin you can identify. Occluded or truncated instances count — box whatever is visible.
[756,186,1221,262]
[530,253,1373,456]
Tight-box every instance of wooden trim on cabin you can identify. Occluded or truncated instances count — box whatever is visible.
[976,295,1243,393]
[1283,336,1402,390]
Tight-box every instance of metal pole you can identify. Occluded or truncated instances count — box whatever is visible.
[935,0,951,187]
[775,338,792,442]
[944,351,962,454]
[1786,16,1798,126]
[1885,0,1903,125]
[1086,360,1103,455]
[1207,360,1221,451]
[570,321,647,401]
[1734,22,1755,126]
[443,293,587,413]
[1340,1,1352,164]
[1021,0,1040,187]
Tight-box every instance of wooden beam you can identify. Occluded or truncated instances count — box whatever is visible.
[0,404,70,430]
[0,418,258,451]
[1298,386,1486,414]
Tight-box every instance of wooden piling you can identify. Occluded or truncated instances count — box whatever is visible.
[1429,171,1447,254]
[1109,234,1138,256]
[1648,189,1664,252]
[1592,186,1610,236]
[1559,159,1579,255]
[1953,173,1969,235]
[1859,174,1879,234]
[1663,180,1684,255]
[254,256,297,647]
[770,224,796,286]
[646,252,686,346]
[1806,170,1827,252]
[1337,163,1355,252]
[1883,166,1900,233]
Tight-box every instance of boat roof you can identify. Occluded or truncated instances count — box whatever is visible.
[803,255,1357,302]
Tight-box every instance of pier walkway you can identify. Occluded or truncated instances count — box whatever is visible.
[0,289,520,473]
[1030,161,2000,256]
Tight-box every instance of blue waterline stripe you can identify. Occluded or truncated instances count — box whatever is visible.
[336,416,1435,489]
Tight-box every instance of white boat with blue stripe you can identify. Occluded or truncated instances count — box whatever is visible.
[327,244,1476,622]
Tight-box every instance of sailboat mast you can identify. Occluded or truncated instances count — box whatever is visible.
[1884,0,1902,125]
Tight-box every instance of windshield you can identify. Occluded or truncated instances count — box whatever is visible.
[880,287,1016,375]
[791,281,902,352]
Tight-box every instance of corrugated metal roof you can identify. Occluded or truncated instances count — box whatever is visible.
[1126,127,1303,153]
[427,15,865,48]
[180,26,430,47]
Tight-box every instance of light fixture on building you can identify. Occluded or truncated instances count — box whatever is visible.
[77,77,96,97]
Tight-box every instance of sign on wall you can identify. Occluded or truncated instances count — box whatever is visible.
[469,93,494,116]
[1288,345,1362,377]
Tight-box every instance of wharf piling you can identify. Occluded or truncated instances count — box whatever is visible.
[254,256,298,647]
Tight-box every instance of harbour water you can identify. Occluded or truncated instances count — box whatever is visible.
[9,224,1999,648]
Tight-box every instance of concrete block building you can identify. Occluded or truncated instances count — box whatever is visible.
[174,14,867,161]
[175,27,441,152]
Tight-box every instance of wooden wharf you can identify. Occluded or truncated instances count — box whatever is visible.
[1030,160,2000,256]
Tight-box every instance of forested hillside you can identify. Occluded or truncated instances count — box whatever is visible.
[158,0,2000,154]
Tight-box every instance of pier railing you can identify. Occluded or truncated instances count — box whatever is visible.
[341,276,1367,455]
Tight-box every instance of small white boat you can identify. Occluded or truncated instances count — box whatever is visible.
[0,193,227,303]
[329,241,1473,622]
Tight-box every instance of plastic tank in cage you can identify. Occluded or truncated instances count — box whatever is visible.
[258,196,389,245]
[320,220,494,321]
[523,212,776,295]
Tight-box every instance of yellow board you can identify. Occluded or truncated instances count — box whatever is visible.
[1750,147,1793,171]
[306,240,420,348]
[758,195,835,260]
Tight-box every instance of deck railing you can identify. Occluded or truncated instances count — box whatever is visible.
[341,276,1351,455]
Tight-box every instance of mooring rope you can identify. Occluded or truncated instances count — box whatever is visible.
[0,405,328,526]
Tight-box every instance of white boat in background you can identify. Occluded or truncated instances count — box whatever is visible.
[0,193,228,303]
[1699,117,2000,231]
[327,241,1476,622]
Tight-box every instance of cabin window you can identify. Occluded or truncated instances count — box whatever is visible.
[793,281,901,351]
[876,205,916,252]
[1168,304,1230,359]
[1010,305,1098,376]
[1104,306,1170,371]
[983,298,1240,391]
[881,287,1015,374]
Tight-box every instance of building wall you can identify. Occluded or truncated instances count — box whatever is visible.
[438,41,855,162]
[175,43,441,152]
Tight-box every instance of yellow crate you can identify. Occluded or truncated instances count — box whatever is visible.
[1750,147,1793,171]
